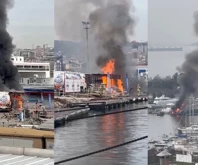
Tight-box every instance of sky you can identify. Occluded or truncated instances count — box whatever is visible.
[7,0,54,49]
[148,0,198,78]
[149,0,198,46]
[7,0,147,48]
[8,0,198,48]
[132,0,148,42]
[54,0,148,42]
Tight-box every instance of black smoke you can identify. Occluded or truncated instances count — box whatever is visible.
[0,0,22,91]
[174,11,198,109]
[89,0,135,80]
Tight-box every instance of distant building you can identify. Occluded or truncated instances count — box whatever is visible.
[14,46,54,78]
[65,59,84,72]
[55,55,64,71]
[126,41,148,66]
[11,56,51,84]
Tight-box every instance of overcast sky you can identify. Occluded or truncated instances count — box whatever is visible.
[148,0,198,78]
[130,0,148,42]
[54,0,148,42]
[8,0,198,48]
[7,0,147,48]
[149,0,198,46]
[8,0,54,49]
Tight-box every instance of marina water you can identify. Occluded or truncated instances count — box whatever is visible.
[55,102,147,165]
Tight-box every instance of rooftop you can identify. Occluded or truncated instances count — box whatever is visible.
[0,127,54,138]
[0,153,54,165]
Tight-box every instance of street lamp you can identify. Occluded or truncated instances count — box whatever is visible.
[82,21,90,74]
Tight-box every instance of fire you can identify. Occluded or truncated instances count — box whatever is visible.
[117,79,124,92]
[102,76,107,86]
[101,59,115,74]
[111,79,116,87]
[101,59,124,93]
[176,108,180,113]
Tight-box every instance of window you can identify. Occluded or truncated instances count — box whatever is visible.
[24,66,31,68]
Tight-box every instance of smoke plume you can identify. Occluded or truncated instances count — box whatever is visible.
[55,0,136,77]
[0,0,22,91]
[174,11,198,109]
[89,0,135,79]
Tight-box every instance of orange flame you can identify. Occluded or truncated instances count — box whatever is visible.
[101,59,124,93]
[176,108,180,113]
[102,76,107,86]
[101,59,115,74]
[117,79,124,93]
[111,79,116,87]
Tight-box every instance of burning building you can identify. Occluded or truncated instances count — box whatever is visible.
[85,73,123,93]
[85,58,125,93]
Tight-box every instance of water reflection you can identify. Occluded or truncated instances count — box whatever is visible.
[55,103,147,165]
[149,114,198,140]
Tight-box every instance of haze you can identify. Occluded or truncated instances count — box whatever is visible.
[55,0,148,42]
[149,0,198,46]
[8,0,54,49]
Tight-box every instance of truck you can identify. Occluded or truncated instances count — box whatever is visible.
[0,91,24,112]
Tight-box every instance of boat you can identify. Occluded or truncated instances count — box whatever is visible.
[153,95,178,106]
[161,107,172,114]
[154,141,172,149]
[178,125,198,134]
[157,111,164,116]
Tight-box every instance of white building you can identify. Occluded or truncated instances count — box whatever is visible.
[11,56,50,78]
[11,56,51,85]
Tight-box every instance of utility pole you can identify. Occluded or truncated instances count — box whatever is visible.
[82,21,90,74]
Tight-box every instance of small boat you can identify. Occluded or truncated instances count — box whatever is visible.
[154,142,172,149]
[148,140,158,144]
[178,125,198,134]
[157,111,164,116]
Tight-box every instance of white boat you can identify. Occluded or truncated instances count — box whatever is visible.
[161,107,172,113]
[153,95,178,106]
[178,125,198,134]
[161,103,175,113]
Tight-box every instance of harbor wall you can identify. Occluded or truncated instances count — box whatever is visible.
[0,127,54,149]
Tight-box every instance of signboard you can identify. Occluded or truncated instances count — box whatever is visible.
[0,92,10,108]
[65,79,74,93]
[65,72,85,93]
[176,154,192,163]
[54,71,87,93]
[138,68,148,75]
[54,71,65,89]
[75,79,81,92]
[136,68,148,81]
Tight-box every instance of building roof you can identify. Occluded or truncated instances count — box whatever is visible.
[157,150,171,157]
[0,127,54,138]
[0,154,54,165]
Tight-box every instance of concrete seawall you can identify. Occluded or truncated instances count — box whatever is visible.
[55,97,148,128]
[0,146,54,158]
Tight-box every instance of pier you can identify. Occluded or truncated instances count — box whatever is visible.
[54,106,90,128]
[54,96,148,128]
